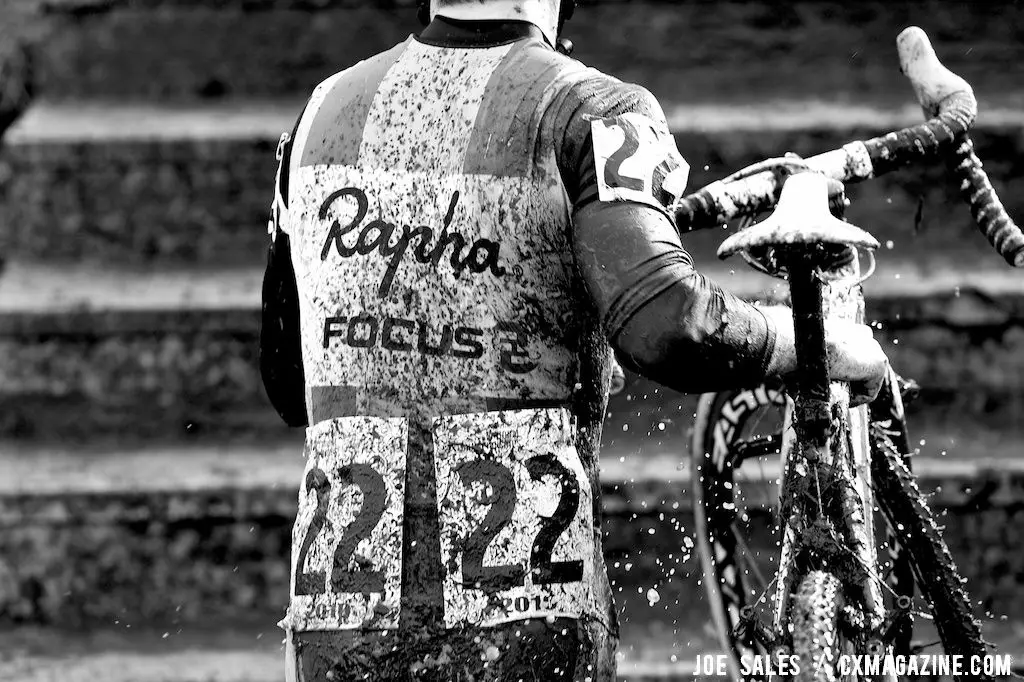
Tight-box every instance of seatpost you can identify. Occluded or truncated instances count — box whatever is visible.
[785,247,831,449]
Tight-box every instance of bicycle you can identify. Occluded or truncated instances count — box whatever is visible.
[675,27,1024,681]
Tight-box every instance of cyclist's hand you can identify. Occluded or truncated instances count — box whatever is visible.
[761,306,888,405]
[824,319,888,405]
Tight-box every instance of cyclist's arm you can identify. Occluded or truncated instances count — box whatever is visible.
[554,77,789,393]
[260,127,308,428]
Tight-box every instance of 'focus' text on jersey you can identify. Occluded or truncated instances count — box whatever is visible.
[281,37,587,417]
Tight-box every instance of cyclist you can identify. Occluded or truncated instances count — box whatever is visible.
[260,0,889,679]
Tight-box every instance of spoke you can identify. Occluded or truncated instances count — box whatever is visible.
[745,405,775,439]
[829,533,901,601]
[911,639,944,653]
[734,527,771,593]
[813,464,825,516]
[749,567,781,615]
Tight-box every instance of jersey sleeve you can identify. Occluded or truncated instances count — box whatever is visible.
[550,74,780,393]
[550,75,689,217]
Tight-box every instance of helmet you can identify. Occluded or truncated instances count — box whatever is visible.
[418,0,576,37]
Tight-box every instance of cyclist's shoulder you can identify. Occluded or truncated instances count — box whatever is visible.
[541,61,669,145]
[306,37,415,103]
[563,71,664,122]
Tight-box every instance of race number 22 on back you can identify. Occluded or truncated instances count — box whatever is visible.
[434,408,599,628]
[285,416,407,632]
[285,409,598,631]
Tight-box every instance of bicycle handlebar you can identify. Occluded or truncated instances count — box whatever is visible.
[672,27,1024,268]
[948,134,1024,267]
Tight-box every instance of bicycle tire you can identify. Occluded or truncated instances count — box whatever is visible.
[790,570,844,682]
[870,429,994,681]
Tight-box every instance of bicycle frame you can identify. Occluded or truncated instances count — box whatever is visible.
[773,250,886,641]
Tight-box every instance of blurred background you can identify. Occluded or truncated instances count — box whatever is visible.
[2,0,1024,679]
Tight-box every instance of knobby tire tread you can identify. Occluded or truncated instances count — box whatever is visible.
[791,571,843,682]
[870,430,993,681]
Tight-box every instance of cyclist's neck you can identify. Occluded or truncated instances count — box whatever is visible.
[420,14,553,49]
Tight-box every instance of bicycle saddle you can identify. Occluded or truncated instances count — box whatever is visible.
[718,173,879,259]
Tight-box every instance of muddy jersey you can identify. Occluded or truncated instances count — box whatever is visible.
[275,38,685,420]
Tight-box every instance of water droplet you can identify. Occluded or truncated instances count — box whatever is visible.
[647,588,661,605]
[885,240,894,249]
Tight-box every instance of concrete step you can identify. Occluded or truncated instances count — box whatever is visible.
[4,101,1024,267]
[18,0,1024,104]
[1,261,1023,440]
[4,429,1024,626]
